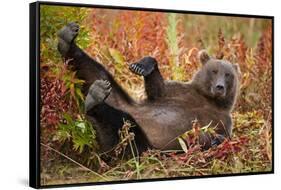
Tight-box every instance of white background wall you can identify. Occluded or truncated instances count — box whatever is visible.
[0,0,279,189]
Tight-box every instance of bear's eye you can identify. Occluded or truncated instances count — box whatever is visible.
[225,73,230,77]
[212,70,218,74]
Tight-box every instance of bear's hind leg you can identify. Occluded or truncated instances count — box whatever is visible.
[129,57,165,101]
[85,80,150,156]
[57,23,134,105]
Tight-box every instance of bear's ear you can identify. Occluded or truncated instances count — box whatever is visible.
[233,63,241,76]
[232,63,241,74]
[198,50,210,65]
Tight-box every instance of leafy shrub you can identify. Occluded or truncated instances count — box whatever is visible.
[40,5,91,62]
[40,6,95,163]
[55,113,97,153]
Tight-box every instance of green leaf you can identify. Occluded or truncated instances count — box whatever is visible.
[201,120,214,133]
[109,48,125,65]
[178,137,188,153]
[76,122,86,133]
[75,87,84,101]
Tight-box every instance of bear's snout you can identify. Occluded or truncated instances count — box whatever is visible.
[216,84,224,91]
[213,83,226,97]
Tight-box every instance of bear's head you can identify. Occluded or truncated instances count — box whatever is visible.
[192,50,240,110]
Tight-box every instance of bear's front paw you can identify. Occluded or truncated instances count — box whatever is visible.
[85,80,112,112]
[58,22,80,43]
[129,57,157,77]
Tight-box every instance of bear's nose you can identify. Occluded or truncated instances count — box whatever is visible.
[216,85,224,91]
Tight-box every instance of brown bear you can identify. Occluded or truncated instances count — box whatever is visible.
[57,22,240,156]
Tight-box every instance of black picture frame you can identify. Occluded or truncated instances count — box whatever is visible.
[29,1,274,188]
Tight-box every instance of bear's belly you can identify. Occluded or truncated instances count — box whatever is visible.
[130,104,196,150]
[127,101,230,150]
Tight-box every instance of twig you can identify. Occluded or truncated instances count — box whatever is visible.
[219,120,231,140]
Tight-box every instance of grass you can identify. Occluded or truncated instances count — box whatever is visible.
[40,109,272,185]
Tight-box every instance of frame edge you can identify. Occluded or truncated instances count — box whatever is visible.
[29,1,41,189]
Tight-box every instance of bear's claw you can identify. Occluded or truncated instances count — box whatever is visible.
[129,62,154,77]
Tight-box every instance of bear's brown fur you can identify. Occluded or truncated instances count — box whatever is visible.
[57,23,240,155]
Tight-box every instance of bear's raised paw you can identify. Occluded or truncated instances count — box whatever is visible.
[129,59,155,77]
